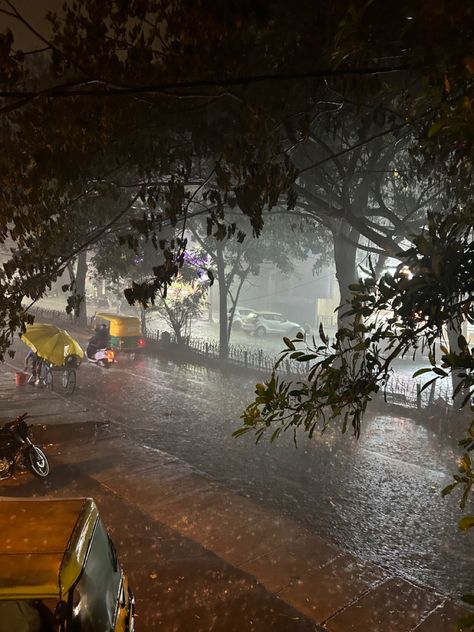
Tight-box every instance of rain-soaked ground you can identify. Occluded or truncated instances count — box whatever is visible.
[51,351,472,599]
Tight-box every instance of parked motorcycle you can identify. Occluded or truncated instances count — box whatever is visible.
[0,413,50,479]
[87,347,115,368]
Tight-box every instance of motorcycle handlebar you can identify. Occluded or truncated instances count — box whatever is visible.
[1,413,29,432]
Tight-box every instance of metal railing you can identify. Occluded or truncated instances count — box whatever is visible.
[27,306,451,408]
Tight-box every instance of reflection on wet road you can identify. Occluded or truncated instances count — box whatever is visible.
[69,354,474,596]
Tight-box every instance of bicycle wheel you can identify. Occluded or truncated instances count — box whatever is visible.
[64,369,76,395]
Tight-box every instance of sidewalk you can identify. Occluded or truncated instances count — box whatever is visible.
[0,364,470,631]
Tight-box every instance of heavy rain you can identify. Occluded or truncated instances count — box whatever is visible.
[0,2,473,631]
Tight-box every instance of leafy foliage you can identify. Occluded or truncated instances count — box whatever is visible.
[241,208,474,556]
[150,275,208,344]
[0,0,472,360]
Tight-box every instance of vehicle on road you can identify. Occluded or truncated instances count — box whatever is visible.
[93,313,145,356]
[241,311,304,337]
[0,413,49,479]
[227,307,257,329]
[87,346,116,368]
[0,497,135,632]
[22,324,83,395]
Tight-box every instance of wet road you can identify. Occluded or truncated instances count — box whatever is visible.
[11,344,473,598]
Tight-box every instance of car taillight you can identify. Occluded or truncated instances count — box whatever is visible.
[137,338,145,347]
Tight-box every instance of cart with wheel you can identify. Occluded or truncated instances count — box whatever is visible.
[43,354,80,395]
[21,323,84,396]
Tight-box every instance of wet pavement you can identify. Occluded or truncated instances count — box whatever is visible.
[1,365,472,631]
[2,330,473,628]
[4,348,473,598]
[18,350,469,598]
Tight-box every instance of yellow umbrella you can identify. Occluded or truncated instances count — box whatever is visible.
[21,323,84,367]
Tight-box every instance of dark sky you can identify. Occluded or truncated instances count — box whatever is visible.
[0,0,64,49]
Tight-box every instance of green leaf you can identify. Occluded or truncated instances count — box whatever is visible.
[297,353,317,362]
[289,351,305,359]
[412,367,432,378]
[270,427,282,442]
[232,427,253,438]
[283,336,295,350]
[319,322,328,344]
[459,516,474,531]
[441,482,457,497]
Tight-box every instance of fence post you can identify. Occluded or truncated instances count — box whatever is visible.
[244,351,248,368]
[416,383,422,409]
[205,342,209,356]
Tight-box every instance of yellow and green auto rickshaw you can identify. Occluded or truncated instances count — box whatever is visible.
[0,497,135,632]
[93,313,145,355]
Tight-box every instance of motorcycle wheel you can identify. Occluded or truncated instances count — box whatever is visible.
[27,446,50,478]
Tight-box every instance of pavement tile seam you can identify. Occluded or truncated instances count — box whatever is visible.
[409,599,449,631]
[410,599,474,632]
[322,576,446,632]
[318,576,389,627]
[258,551,389,625]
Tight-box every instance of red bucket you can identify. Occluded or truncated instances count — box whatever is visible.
[15,371,29,387]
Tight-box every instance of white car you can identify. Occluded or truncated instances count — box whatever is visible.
[228,307,257,329]
[241,311,304,337]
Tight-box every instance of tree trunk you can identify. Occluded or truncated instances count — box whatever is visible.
[216,244,229,359]
[333,221,360,330]
[447,315,464,407]
[75,249,88,325]
[139,306,147,336]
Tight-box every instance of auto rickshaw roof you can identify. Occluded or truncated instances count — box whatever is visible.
[94,312,140,323]
[0,497,98,600]
[94,312,142,337]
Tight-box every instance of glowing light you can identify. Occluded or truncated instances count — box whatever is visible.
[399,265,413,279]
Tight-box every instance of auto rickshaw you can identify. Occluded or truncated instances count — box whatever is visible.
[92,313,145,355]
[0,497,135,632]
